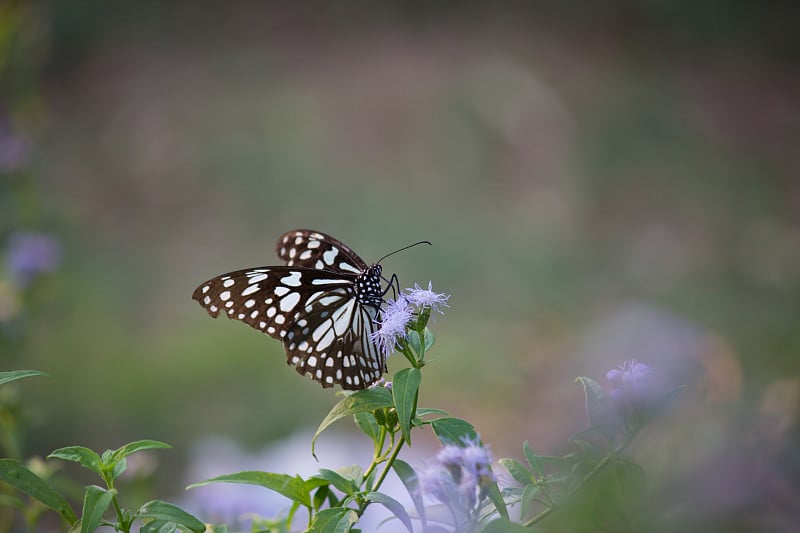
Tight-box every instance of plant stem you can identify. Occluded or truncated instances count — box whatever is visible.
[522,434,635,528]
[362,427,387,484]
[372,438,405,493]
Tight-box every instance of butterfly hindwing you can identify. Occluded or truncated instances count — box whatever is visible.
[284,290,383,389]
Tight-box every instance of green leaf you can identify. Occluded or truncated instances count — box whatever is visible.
[0,459,77,524]
[520,483,540,520]
[80,485,116,533]
[312,485,331,511]
[312,388,393,454]
[415,408,448,419]
[498,458,532,485]
[48,446,102,474]
[0,370,49,387]
[364,491,412,532]
[423,328,435,352]
[406,330,422,358]
[392,368,421,444]
[481,518,531,533]
[138,500,205,533]
[576,376,618,433]
[353,411,381,444]
[111,458,127,481]
[392,459,426,528]
[187,471,310,508]
[523,441,544,477]
[112,440,171,462]
[139,520,177,533]
[317,469,359,497]
[307,507,358,533]
[430,417,477,446]
[487,482,510,521]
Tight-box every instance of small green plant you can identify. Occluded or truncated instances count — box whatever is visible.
[1,284,684,532]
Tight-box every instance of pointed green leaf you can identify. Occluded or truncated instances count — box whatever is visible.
[0,459,77,524]
[576,376,618,433]
[499,458,532,485]
[392,368,421,444]
[312,388,393,454]
[307,507,358,533]
[487,482,510,520]
[187,471,310,508]
[391,459,426,527]
[430,417,477,446]
[317,469,359,497]
[423,328,435,351]
[364,491,412,532]
[415,408,448,419]
[0,370,49,387]
[139,520,177,533]
[520,483,541,520]
[407,330,422,357]
[80,485,116,533]
[353,411,381,444]
[522,441,544,477]
[138,500,205,533]
[111,458,127,481]
[112,440,171,462]
[312,485,331,511]
[48,447,102,474]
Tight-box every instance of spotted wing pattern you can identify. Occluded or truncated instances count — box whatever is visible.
[192,230,386,390]
[276,229,368,275]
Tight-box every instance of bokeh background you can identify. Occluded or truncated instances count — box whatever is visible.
[2,2,799,530]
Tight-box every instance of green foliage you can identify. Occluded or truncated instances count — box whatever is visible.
[0,458,77,524]
[0,371,49,388]
[0,291,684,532]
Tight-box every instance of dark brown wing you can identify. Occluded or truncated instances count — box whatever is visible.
[276,229,370,274]
[192,265,384,389]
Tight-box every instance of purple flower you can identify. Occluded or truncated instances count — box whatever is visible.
[418,437,495,529]
[607,359,655,414]
[370,296,412,358]
[0,128,31,173]
[6,232,62,287]
[405,281,450,314]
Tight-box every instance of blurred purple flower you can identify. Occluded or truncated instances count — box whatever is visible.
[370,296,412,358]
[6,232,62,287]
[405,281,450,314]
[607,359,655,414]
[418,438,495,529]
[0,129,31,173]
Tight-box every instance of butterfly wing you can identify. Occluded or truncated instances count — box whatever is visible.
[192,265,384,389]
[276,229,369,274]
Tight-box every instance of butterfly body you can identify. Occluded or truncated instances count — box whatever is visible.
[193,230,387,390]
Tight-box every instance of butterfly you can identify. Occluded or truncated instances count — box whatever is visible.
[192,229,396,390]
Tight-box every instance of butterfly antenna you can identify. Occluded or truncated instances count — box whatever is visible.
[375,240,432,265]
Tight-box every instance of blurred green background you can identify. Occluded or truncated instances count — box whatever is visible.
[2,1,799,530]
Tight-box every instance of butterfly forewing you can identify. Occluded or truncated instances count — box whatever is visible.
[276,229,368,275]
[192,230,387,390]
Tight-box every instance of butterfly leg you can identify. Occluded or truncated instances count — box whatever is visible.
[381,272,400,301]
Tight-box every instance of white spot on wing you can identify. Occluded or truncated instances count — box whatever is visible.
[249,273,268,283]
[280,292,300,312]
[322,248,339,265]
[242,284,260,296]
[281,272,302,287]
